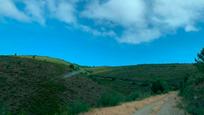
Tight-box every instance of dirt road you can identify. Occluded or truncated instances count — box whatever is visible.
[82,92,187,115]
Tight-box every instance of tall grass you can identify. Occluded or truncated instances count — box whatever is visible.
[97,91,124,107]
[67,101,90,115]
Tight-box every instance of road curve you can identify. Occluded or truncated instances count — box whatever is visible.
[82,92,187,115]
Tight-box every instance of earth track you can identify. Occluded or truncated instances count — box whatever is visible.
[82,92,188,115]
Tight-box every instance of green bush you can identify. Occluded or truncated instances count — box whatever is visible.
[125,91,151,102]
[69,64,80,71]
[126,91,140,101]
[151,80,168,94]
[97,91,124,107]
[180,73,204,115]
[67,101,90,115]
[0,104,8,115]
[180,48,204,115]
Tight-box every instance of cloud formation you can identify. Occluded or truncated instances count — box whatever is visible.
[0,0,29,22]
[47,0,77,24]
[0,0,204,44]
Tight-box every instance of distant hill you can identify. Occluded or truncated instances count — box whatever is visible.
[85,64,197,95]
[87,64,195,79]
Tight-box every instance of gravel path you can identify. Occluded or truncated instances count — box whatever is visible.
[82,92,188,115]
[134,92,187,115]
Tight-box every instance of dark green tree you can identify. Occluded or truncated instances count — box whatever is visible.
[32,55,36,59]
[151,80,165,94]
[69,64,75,70]
[195,48,204,72]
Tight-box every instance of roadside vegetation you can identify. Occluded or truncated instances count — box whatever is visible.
[180,48,204,115]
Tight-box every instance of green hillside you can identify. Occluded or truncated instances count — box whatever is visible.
[0,56,106,115]
[18,55,72,65]
[0,55,199,115]
[87,64,195,80]
[86,64,196,95]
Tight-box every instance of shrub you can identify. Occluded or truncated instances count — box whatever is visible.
[67,101,90,115]
[180,48,204,115]
[180,73,204,115]
[126,91,140,101]
[69,64,79,71]
[151,80,168,94]
[125,91,152,102]
[97,91,124,107]
[32,55,36,59]
[0,104,8,115]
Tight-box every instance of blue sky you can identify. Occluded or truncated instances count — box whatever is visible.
[0,0,204,66]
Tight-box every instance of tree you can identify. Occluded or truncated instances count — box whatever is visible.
[32,55,36,59]
[69,64,75,70]
[195,48,204,72]
[151,80,166,94]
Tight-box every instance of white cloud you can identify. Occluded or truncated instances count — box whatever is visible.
[153,0,204,31]
[1,0,204,44]
[23,0,45,25]
[47,0,77,24]
[185,25,199,32]
[0,0,77,24]
[82,0,146,27]
[0,0,29,22]
[79,24,117,37]
[119,29,161,44]
[82,0,204,44]
[55,1,76,24]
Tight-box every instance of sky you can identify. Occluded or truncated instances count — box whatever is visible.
[0,0,204,66]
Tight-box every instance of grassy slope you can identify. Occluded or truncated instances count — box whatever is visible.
[0,56,105,115]
[0,56,70,114]
[18,55,72,66]
[87,64,195,79]
[86,64,197,95]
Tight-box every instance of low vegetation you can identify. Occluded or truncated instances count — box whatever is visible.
[0,56,70,115]
[97,91,124,107]
[180,48,204,115]
[0,56,105,115]
[0,54,202,115]
[67,101,90,115]
[86,64,196,106]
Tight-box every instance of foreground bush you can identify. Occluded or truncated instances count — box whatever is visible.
[180,48,204,115]
[97,91,124,107]
[151,80,169,94]
[180,73,204,115]
[126,91,152,102]
[67,101,90,115]
[126,91,140,101]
